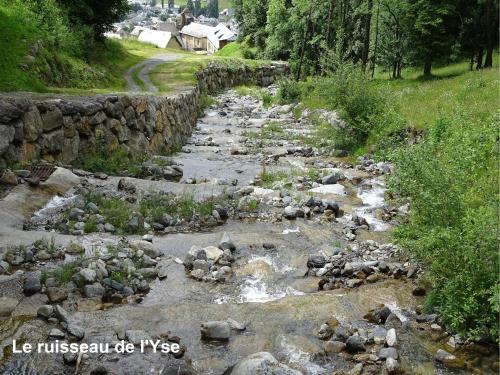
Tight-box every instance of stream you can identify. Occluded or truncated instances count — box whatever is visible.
[0,88,497,375]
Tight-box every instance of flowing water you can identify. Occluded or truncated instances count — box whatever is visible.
[0,89,497,375]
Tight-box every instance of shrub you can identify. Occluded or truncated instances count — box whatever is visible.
[277,78,302,103]
[389,111,499,341]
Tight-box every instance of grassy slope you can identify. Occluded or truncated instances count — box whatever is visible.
[0,6,46,91]
[0,2,167,94]
[373,58,499,131]
[150,55,270,94]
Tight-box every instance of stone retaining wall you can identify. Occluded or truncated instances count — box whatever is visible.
[0,61,287,168]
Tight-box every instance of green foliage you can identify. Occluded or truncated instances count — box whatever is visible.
[56,0,129,41]
[276,78,302,103]
[259,168,288,188]
[279,64,399,150]
[50,263,78,284]
[83,217,98,233]
[389,111,499,341]
[198,93,216,114]
[84,193,132,234]
[139,192,220,223]
[74,145,145,177]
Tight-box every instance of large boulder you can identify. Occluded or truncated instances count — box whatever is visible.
[131,240,160,258]
[230,352,302,375]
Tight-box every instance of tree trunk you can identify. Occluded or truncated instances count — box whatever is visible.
[392,63,397,79]
[484,0,495,68]
[296,7,312,81]
[370,0,380,78]
[362,0,373,72]
[325,0,335,48]
[476,47,484,69]
[423,59,432,77]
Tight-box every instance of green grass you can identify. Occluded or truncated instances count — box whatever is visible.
[259,168,289,188]
[0,4,46,91]
[139,192,218,222]
[372,58,500,131]
[84,193,133,234]
[74,146,145,177]
[151,56,209,93]
[42,262,78,285]
[151,57,271,94]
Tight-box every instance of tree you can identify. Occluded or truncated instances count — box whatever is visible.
[377,0,410,78]
[405,0,458,77]
[207,0,219,18]
[57,0,130,40]
[185,0,194,13]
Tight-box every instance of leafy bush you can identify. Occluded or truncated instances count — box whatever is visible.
[389,111,499,341]
[74,144,145,176]
[277,78,302,103]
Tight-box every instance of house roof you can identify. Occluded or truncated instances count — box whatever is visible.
[138,29,173,49]
[179,22,214,38]
[131,26,146,36]
[181,22,236,49]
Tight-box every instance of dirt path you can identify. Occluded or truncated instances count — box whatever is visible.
[125,53,185,93]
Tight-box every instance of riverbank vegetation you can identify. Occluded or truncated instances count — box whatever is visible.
[0,0,151,92]
[233,0,499,342]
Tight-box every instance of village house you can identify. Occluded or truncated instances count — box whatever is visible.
[180,22,236,54]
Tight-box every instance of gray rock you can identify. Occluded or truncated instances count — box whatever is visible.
[385,358,400,374]
[104,223,115,233]
[345,336,366,353]
[86,202,99,213]
[41,108,63,132]
[127,212,144,232]
[69,207,85,220]
[125,330,152,345]
[24,271,42,296]
[283,206,298,220]
[54,305,70,323]
[435,349,459,366]
[0,126,15,155]
[379,347,398,360]
[49,328,65,339]
[63,351,78,364]
[0,170,17,185]
[65,242,85,254]
[37,305,54,319]
[230,352,302,375]
[307,255,327,268]
[190,270,205,281]
[203,246,223,261]
[131,240,160,258]
[67,323,85,340]
[321,170,345,185]
[227,318,246,331]
[0,297,18,317]
[158,267,168,279]
[79,268,97,284]
[371,326,387,345]
[117,178,136,193]
[83,283,105,298]
[200,321,231,340]
[386,328,397,347]
[324,340,346,354]
[46,287,68,303]
[193,259,211,272]
[219,232,236,252]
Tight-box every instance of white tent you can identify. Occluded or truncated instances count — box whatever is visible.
[138,29,173,48]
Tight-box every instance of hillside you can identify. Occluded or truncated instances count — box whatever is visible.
[0,1,160,93]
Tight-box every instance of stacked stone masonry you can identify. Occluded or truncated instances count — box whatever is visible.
[0,61,287,168]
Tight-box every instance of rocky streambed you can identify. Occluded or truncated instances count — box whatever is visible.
[0,88,498,375]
